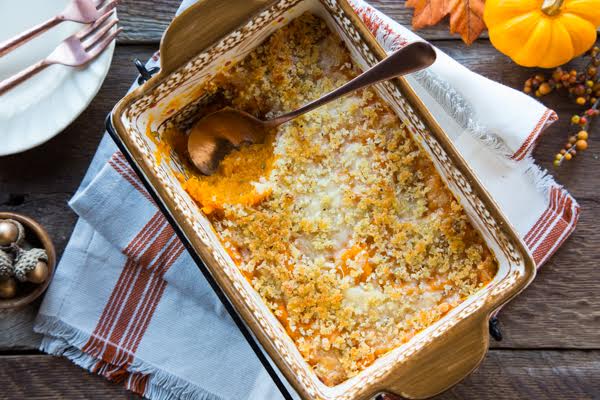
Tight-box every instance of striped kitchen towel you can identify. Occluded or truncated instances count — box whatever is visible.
[34,1,579,399]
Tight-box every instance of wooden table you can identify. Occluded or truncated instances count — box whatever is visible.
[1,1,599,398]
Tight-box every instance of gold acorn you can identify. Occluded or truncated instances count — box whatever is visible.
[26,261,49,284]
[0,219,25,249]
[0,277,17,299]
[14,248,48,283]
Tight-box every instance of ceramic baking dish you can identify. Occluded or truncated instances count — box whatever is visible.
[107,0,535,398]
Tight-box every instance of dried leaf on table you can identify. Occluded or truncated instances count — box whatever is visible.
[405,0,486,45]
[405,0,450,29]
[448,0,486,45]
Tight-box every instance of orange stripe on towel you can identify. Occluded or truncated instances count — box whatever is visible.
[526,188,568,249]
[512,109,557,161]
[524,187,560,246]
[531,193,579,264]
[82,212,165,355]
[109,152,154,203]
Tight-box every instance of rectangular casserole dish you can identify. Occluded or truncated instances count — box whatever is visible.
[107,1,536,398]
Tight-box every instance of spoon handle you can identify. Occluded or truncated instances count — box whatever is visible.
[265,41,436,127]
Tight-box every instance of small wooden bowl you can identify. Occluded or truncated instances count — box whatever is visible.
[0,212,56,310]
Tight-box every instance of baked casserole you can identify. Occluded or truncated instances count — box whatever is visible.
[157,14,498,386]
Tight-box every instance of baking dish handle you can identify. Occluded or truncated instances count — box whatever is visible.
[378,312,489,399]
[159,0,274,77]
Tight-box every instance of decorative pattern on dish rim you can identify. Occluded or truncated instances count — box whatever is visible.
[115,0,528,398]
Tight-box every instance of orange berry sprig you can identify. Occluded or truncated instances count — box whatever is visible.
[523,46,600,106]
[554,99,599,167]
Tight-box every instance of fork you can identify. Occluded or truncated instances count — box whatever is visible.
[0,12,121,96]
[0,0,119,58]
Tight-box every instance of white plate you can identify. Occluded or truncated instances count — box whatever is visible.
[0,0,116,156]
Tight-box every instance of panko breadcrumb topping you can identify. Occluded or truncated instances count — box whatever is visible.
[171,14,497,386]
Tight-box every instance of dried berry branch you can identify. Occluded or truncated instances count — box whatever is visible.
[523,46,600,166]
[554,98,599,166]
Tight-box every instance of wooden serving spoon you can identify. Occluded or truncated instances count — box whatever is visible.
[188,41,437,175]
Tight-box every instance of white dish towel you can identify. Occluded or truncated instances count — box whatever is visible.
[35,1,579,399]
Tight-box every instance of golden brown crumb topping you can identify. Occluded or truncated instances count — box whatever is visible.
[169,14,497,386]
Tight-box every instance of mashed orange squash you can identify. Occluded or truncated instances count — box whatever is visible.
[181,136,276,215]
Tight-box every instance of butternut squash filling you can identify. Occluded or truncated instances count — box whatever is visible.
[165,14,498,386]
[182,137,276,215]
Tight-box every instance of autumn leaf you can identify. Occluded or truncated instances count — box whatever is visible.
[448,0,486,44]
[405,0,450,30]
[405,0,486,45]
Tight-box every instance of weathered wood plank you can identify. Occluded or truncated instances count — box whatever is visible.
[0,303,41,351]
[0,355,140,399]
[116,0,179,43]
[441,350,600,399]
[0,351,598,399]
[113,0,482,43]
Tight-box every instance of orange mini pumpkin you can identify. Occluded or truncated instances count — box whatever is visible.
[484,0,600,68]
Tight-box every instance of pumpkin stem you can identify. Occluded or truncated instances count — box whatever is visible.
[541,0,564,16]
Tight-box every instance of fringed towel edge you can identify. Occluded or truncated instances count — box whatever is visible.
[34,315,225,400]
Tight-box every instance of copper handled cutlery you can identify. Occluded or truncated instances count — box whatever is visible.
[0,12,121,96]
[0,0,119,58]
